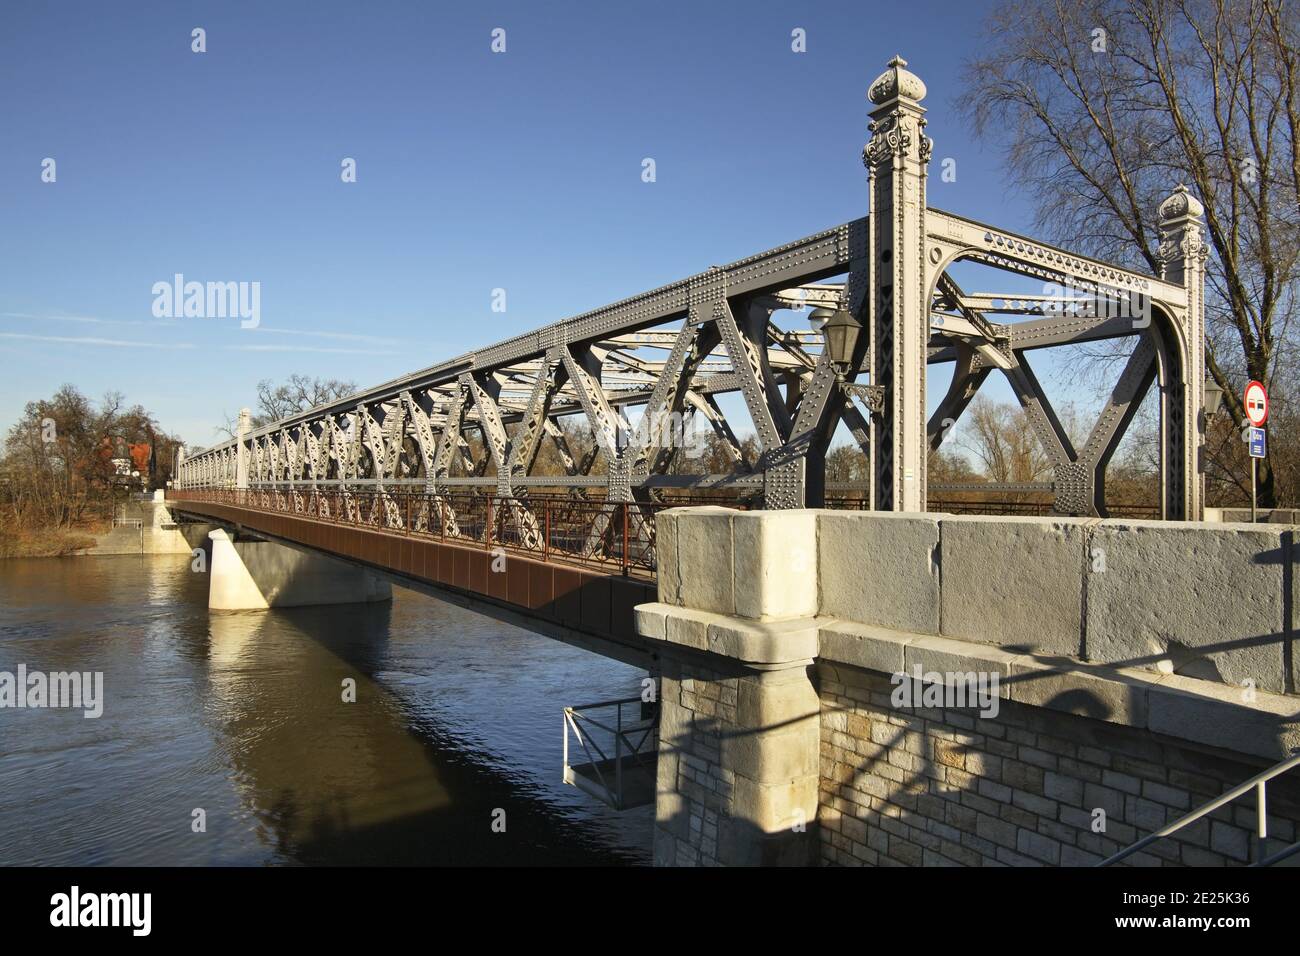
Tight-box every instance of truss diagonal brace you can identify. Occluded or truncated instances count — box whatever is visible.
[1078,336,1157,516]
[462,372,513,495]
[1001,351,1075,467]
[356,404,390,485]
[543,418,580,476]
[561,344,626,463]
[432,383,470,491]
[928,345,991,451]
[713,296,784,453]
[507,350,567,486]
[630,322,699,475]
[401,390,438,488]
[687,392,746,466]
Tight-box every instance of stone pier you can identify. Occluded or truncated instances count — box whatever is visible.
[636,508,825,865]
[207,528,392,610]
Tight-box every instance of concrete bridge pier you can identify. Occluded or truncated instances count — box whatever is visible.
[207,528,392,611]
[637,509,824,865]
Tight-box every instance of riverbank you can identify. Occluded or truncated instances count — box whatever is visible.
[1,497,195,559]
[0,523,102,559]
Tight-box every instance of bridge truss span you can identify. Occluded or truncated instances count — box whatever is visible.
[178,56,1209,522]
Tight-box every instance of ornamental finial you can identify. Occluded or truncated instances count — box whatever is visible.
[868,54,926,106]
[1158,183,1205,221]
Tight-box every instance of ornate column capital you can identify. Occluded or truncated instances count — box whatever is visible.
[863,55,931,170]
[1156,184,1209,276]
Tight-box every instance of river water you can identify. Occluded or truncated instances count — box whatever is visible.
[0,555,652,866]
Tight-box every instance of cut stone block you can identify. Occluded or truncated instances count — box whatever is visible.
[671,507,736,615]
[706,615,820,665]
[818,621,914,676]
[939,514,1088,656]
[655,508,680,606]
[730,773,819,834]
[1146,672,1300,760]
[735,667,821,729]
[903,633,1021,679]
[634,602,820,664]
[731,510,817,620]
[1007,658,1162,727]
[721,720,821,785]
[901,633,1020,701]
[818,511,940,633]
[1085,520,1289,694]
[633,603,667,640]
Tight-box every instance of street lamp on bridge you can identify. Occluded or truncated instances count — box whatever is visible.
[1203,373,1225,419]
[813,306,881,415]
[811,307,862,377]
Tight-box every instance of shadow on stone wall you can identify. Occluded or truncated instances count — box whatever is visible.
[818,658,1300,867]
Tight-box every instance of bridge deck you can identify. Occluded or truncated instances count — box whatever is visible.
[169,491,659,656]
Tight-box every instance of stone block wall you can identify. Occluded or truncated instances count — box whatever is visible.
[817,511,1298,696]
[817,661,1300,867]
[653,659,737,867]
[638,507,1300,867]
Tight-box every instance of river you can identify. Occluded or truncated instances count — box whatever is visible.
[0,555,652,865]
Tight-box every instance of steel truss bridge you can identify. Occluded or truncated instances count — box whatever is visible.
[176,56,1210,574]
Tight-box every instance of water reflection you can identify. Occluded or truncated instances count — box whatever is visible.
[0,556,651,865]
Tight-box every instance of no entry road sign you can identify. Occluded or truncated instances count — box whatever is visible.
[1245,380,1269,426]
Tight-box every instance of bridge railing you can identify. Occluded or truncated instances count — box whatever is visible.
[1099,751,1300,867]
[168,487,746,578]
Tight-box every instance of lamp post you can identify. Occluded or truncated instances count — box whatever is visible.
[814,306,881,413]
[1203,374,1224,420]
[818,308,862,378]
[1200,373,1225,521]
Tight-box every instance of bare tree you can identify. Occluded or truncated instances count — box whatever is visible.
[217,374,357,438]
[827,444,871,485]
[960,0,1300,505]
[956,396,1055,489]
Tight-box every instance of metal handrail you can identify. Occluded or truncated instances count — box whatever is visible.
[169,486,746,577]
[1099,750,1300,866]
[1252,837,1300,867]
[562,697,658,811]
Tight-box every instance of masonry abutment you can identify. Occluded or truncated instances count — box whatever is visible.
[637,505,1300,867]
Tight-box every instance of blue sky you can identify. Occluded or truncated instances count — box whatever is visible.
[0,0,1049,447]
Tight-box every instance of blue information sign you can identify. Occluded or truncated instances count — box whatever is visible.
[1249,426,1266,459]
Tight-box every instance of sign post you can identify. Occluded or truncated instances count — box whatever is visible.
[1244,381,1269,522]
[1252,456,1257,523]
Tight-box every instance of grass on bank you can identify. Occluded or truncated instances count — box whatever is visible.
[0,520,105,558]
